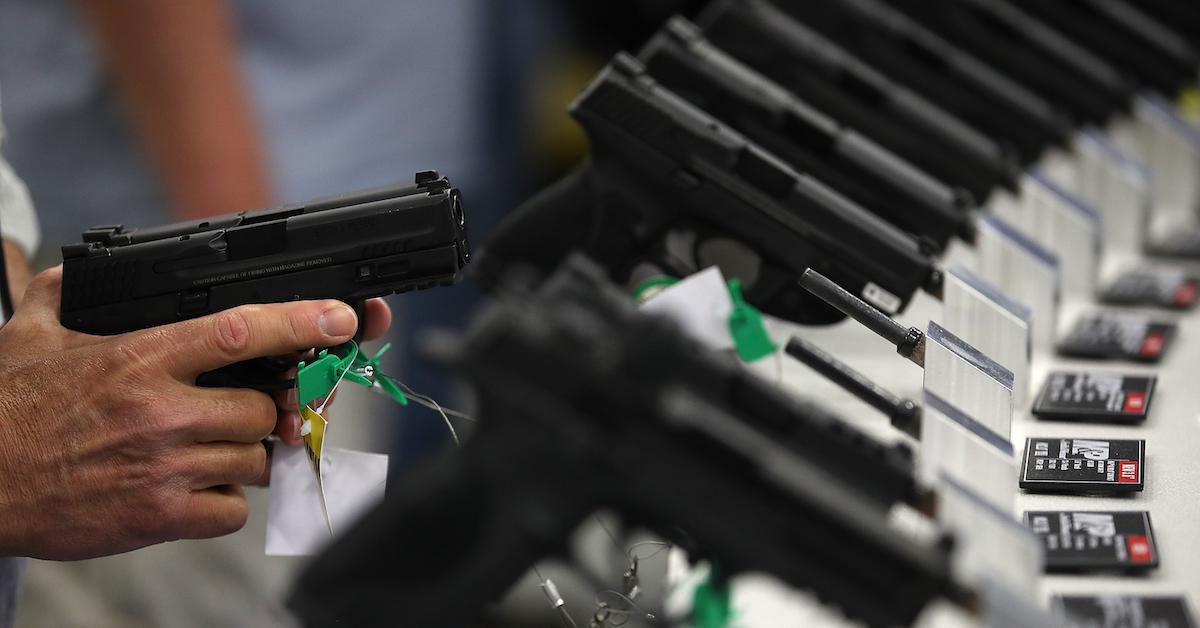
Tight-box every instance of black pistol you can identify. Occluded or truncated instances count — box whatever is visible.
[61,170,467,335]
[60,171,468,387]
[764,0,1074,164]
[479,53,940,325]
[697,0,1020,202]
[637,17,977,250]
[892,0,1134,124]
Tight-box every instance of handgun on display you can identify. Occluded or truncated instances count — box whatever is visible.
[478,53,940,326]
[60,170,468,337]
[637,17,977,251]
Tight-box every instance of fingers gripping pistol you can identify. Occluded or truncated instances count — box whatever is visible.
[59,171,469,388]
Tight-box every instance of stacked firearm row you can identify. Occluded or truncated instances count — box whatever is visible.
[278,1,1200,626]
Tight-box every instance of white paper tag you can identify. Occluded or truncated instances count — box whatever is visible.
[639,266,734,351]
[1038,146,1080,192]
[265,444,389,556]
[922,321,1014,440]
[975,215,1061,351]
[936,474,1040,598]
[920,323,1016,509]
[941,266,1032,407]
[1075,130,1151,265]
[919,391,1017,513]
[1131,94,1200,236]
[991,172,1101,301]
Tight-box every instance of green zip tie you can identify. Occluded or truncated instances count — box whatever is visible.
[297,341,409,409]
[375,375,409,405]
[355,342,408,405]
[692,562,733,628]
[296,342,359,408]
[727,280,775,362]
[632,275,679,304]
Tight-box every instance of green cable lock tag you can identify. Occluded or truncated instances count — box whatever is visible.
[632,275,679,304]
[360,343,408,405]
[727,280,775,362]
[297,341,407,409]
[296,342,358,409]
[692,562,734,628]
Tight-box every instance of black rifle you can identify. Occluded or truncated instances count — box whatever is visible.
[696,0,1019,202]
[638,17,975,251]
[61,170,468,336]
[289,255,968,628]
[765,0,1073,164]
[478,53,941,325]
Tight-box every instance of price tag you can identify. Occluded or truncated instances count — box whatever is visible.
[1101,267,1199,310]
[1058,313,1177,363]
[1019,438,1144,493]
[1032,372,1156,424]
[1054,596,1196,628]
[1025,511,1158,572]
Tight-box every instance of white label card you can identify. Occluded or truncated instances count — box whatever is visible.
[942,266,1032,407]
[1076,130,1151,264]
[923,321,1014,440]
[991,173,1100,301]
[919,392,1017,513]
[265,444,389,556]
[976,215,1061,351]
[936,474,1041,599]
[639,266,734,352]
[1133,95,1200,232]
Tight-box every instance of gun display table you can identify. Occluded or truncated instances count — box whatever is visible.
[748,244,1200,625]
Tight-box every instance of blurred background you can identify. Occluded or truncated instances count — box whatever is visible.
[0,0,700,626]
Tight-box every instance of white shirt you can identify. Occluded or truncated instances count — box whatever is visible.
[0,82,40,259]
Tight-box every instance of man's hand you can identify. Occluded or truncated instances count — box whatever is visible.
[0,266,389,560]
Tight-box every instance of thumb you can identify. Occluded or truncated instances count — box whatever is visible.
[143,300,360,380]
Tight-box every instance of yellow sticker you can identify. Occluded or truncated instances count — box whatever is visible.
[1181,87,1200,123]
[300,405,334,533]
[301,406,328,467]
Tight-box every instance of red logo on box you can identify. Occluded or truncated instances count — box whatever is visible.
[1127,535,1153,563]
[1124,392,1146,414]
[1140,332,1164,357]
[1119,461,1140,483]
[1175,282,1197,307]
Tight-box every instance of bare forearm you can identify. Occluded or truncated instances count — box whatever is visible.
[78,0,271,219]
